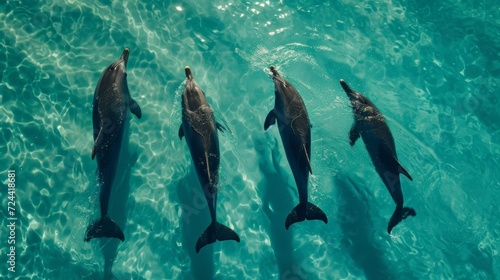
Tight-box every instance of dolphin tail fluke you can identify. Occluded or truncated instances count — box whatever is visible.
[84,215,125,242]
[387,206,416,234]
[195,222,240,253]
[285,202,328,230]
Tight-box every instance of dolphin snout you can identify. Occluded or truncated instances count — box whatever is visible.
[339,79,351,92]
[270,66,280,77]
[339,79,357,99]
[120,48,130,66]
[185,66,193,81]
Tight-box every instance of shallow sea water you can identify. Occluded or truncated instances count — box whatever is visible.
[1,0,499,279]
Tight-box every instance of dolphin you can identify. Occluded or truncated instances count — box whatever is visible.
[264,66,328,230]
[85,48,142,242]
[339,79,415,234]
[178,66,240,253]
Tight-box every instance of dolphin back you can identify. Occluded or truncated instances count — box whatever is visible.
[195,222,240,253]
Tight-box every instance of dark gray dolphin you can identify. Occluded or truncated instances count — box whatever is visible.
[339,79,415,234]
[264,66,328,230]
[85,48,142,242]
[178,66,240,253]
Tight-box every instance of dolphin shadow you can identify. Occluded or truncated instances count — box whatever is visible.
[176,168,215,280]
[254,134,303,279]
[335,174,396,280]
[98,119,138,280]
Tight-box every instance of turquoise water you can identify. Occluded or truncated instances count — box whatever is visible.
[1,0,499,279]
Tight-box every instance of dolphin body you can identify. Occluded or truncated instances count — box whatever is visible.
[339,79,415,234]
[264,66,328,230]
[178,66,240,253]
[85,48,142,242]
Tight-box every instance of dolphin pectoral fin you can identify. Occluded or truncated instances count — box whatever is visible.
[216,122,231,134]
[129,98,142,119]
[387,205,416,234]
[302,144,313,174]
[395,158,413,181]
[178,125,184,140]
[195,222,240,253]
[216,122,225,133]
[91,128,103,160]
[130,152,139,167]
[264,110,276,130]
[349,124,360,146]
[91,146,96,160]
[285,202,328,230]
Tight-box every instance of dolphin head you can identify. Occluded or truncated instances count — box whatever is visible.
[270,66,289,93]
[183,66,198,99]
[340,79,361,102]
[106,48,129,76]
[270,66,280,78]
[182,66,207,108]
[184,66,197,91]
[340,79,382,119]
[100,48,130,91]
[94,48,130,97]
[340,79,371,107]
[270,66,286,84]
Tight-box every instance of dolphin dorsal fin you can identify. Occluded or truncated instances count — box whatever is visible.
[205,152,211,182]
[91,128,103,160]
[395,158,413,181]
[378,145,413,182]
[302,144,313,174]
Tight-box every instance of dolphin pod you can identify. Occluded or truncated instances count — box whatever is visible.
[85,49,416,252]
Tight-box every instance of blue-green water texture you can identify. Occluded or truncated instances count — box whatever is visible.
[1,0,499,279]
